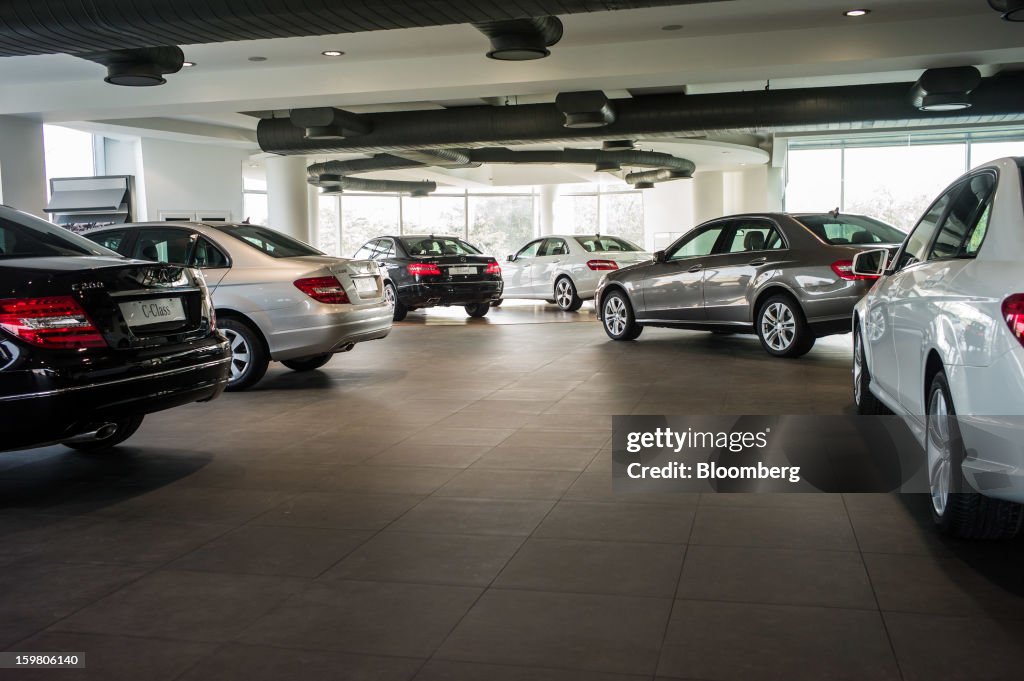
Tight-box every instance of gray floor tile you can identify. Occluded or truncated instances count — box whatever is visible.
[389,497,554,536]
[435,469,578,500]
[253,492,423,530]
[689,505,859,551]
[175,643,423,681]
[564,472,698,506]
[322,466,459,495]
[415,660,648,680]
[367,444,492,468]
[535,501,693,544]
[472,446,600,472]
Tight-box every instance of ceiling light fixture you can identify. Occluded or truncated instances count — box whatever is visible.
[988,0,1024,21]
[843,9,870,17]
[321,50,345,57]
[661,24,683,31]
[182,61,195,67]
[248,56,267,62]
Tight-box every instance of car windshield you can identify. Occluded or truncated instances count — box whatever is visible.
[574,236,643,253]
[214,224,322,258]
[0,209,116,259]
[795,214,905,245]
[401,236,481,257]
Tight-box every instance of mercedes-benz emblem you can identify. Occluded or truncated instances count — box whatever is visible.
[459,256,466,262]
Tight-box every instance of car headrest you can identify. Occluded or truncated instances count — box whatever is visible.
[743,231,765,251]
[850,231,874,244]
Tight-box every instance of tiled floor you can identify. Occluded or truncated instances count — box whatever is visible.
[2,302,1023,680]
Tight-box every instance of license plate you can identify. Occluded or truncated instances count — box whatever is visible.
[450,266,477,275]
[119,297,186,328]
[354,277,378,294]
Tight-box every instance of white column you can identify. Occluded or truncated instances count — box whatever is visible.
[538,184,558,236]
[0,116,46,217]
[265,155,310,242]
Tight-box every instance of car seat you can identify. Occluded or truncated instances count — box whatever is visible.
[850,231,874,244]
[743,231,766,251]
[138,240,159,261]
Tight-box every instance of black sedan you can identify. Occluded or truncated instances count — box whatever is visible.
[354,235,503,321]
[0,206,230,452]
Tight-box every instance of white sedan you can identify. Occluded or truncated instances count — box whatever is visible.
[852,156,1024,539]
[500,234,651,311]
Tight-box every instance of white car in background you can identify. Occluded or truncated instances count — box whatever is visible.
[852,157,1024,539]
[500,234,651,311]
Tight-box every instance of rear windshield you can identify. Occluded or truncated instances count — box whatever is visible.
[0,209,115,259]
[795,214,905,246]
[401,236,481,257]
[214,224,322,258]
[575,236,643,253]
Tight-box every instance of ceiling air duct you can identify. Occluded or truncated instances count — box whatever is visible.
[315,174,437,196]
[473,17,563,60]
[910,66,982,111]
[556,91,617,129]
[291,107,372,140]
[988,0,1024,20]
[78,46,183,86]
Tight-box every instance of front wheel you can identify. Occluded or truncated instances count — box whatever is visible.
[282,354,332,372]
[601,290,643,341]
[554,277,583,312]
[65,415,144,452]
[220,318,270,391]
[927,371,1023,539]
[853,326,884,415]
[465,302,490,318]
[756,295,814,358]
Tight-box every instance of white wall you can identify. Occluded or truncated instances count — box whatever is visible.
[137,138,249,221]
[0,116,46,216]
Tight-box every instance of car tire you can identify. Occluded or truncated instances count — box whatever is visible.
[554,277,584,312]
[491,299,503,307]
[65,415,144,452]
[220,317,270,391]
[385,282,408,322]
[281,354,333,372]
[756,294,814,358]
[853,326,885,415]
[926,371,1024,539]
[465,302,490,318]
[601,290,643,341]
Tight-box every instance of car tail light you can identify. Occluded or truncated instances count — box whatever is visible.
[831,259,878,281]
[408,263,442,276]
[294,276,350,304]
[587,259,619,271]
[486,261,501,275]
[0,296,106,349]
[1002,294,1024,348]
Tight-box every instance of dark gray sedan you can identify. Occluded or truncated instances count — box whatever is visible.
[595,213,904,357]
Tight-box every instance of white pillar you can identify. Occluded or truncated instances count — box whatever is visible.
[538,184,558,236]
[265,155,310,242]
[0,116,46,217]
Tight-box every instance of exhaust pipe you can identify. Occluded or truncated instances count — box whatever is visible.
[65,423,118,444]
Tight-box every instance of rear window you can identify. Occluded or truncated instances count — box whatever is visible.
[401,236,481,257]
[214,224,321,258]
[795,214,905,246]
[0,209,115,259]
[574,236,643,253]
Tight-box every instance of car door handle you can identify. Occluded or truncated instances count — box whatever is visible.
[687,264,703,273]
[747,257,767,266]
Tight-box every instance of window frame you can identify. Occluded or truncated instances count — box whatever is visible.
[514,239,545,260]
[718,218,789,255]
[130,226,199,266]
[665,222,730,262]
[925,169,997,262]
[192,235,232,270]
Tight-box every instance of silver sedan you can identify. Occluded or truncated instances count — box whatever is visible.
[85,222,392,390]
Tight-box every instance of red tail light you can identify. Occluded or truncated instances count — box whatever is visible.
[587,259,619,271]
[408,263,442,276]
[1002,294,1024,348]
[0,296,106,349]
[831,259,878,281]
[486,261,501,275]
[294,276,350,304]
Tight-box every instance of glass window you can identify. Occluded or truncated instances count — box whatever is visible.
[400,236,481,257]
[214,225,321,258]
[540,238,569,257]
[516,240,543,259]
[0,210,112,259]
[667,225,725,260]
[554,194,598,234]
[243,193,269,226]
[353,241,375,260]
[317,195,340,256]
[401,195,465,237]
[930,173,995,260]
[724,221,785,253]
[599,192,644,245]
[132,228,194,265]
[468,195,534,259]
[193,237,229,268]
[575,236,643,253]
[963,203,991,257]
[970,141,1024,169]
[896,190,954,269]
[795,214,905,245]
[89,229,129,254]
[785,148,842,212]
[341,195,400,257]
[374,238,395,259]
[43,125,95,186]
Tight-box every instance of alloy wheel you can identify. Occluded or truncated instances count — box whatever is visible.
[223,328,251,383]
[761,302,797,352]
[927,388,952,516]
[604,296,627,336]
[384,284,396,308]
[556,279,575,309]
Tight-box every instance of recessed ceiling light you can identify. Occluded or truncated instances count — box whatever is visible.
[182,61,196,68]
[844,9,871,17]
[248,56,267,62]
[661,24,683,31]
[321,50,345,57]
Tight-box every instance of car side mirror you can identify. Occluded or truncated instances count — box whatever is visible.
[653,250,667,263]
[506,254,516,262]
[852,248,888,277]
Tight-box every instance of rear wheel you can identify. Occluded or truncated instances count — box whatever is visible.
[601,290,643,341]
[756,295,814,358]
[927,371,1024,539]
[853,326,884,415]
[465,302,490,318]
[384,282,407,322]
[220,318,269,391]
[282,354,332,372]
[65,415,144,452]
[554,277,583,312]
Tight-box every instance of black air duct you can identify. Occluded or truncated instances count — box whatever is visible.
[316,174,437,196]
[989,0,1024,21]
[290,107,372,140]
[258,73,1024,155]
[910,67,982,111]
[78,46,183,86]
[556,91,617,128]
[473,17,563,60]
